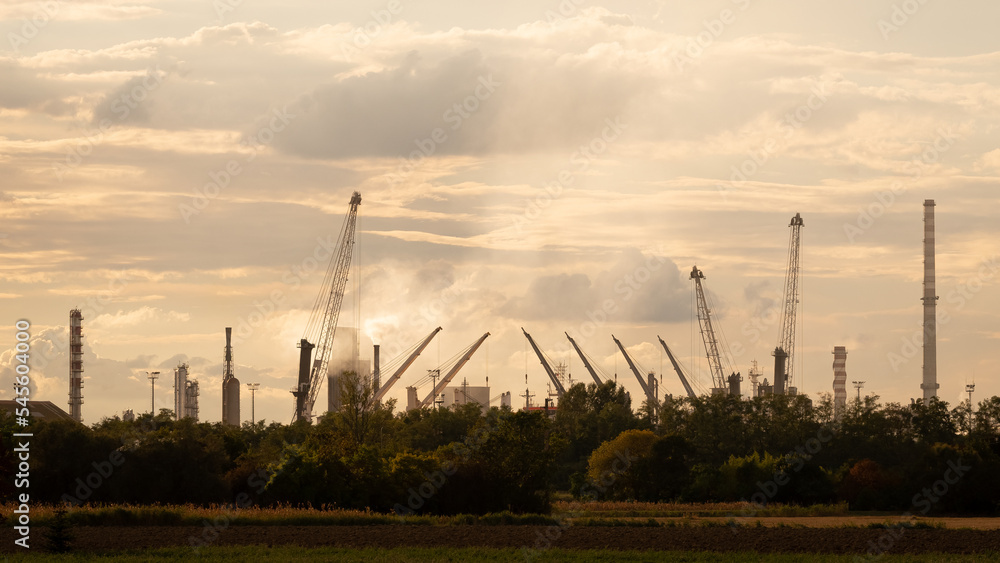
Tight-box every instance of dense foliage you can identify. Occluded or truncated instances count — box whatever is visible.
[3,375,1000,515]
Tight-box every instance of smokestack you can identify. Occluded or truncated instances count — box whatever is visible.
[373,344,380,392]
[222,327,240,426]
[69,309,84,423]
[175,363,188,420]
[921,200,939,401]
[833,346,847,417]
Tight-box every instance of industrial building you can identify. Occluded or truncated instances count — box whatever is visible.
[174,363,200,421]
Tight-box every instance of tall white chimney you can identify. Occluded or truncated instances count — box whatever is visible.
[921,200,939,401]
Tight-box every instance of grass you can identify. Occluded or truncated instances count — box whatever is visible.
[551,500,851,518]
[1,504,560,528]
[0,546,996,562]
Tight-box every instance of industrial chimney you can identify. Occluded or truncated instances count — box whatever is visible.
[69,309,84,423]
[833,346,847,417]
[175,363,188,420]
[222,327,240,426]
[921,200,939,401]
[373,344,381,392]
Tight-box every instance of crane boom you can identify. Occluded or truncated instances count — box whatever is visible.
[292,191,361,422]
[419,332,490,407]
[691,266,728,390]
[773,212,804,395]
[657,336,696,399]
[374,327,443,402]
[565,332,602,385]
[522,328,566,397]
[612,335,654,404]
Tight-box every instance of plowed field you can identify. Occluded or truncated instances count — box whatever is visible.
[4,525,1000,555]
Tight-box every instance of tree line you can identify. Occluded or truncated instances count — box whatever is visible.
[2,373,999,515]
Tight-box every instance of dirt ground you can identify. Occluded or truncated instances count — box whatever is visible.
[659,516,1000,529]
[3,525,1000,554]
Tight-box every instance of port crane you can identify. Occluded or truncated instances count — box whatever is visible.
[292,191,361,423]
[690,266,741,395]
[522,328,566,398]
[373,327,443,402]
[773,213,804,395]
[612,335,658,414]
[657,336,697,399]
[565,332,605,386]
[408,332,490,409]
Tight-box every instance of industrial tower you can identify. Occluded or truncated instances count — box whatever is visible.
[222,327,240,426]
[833,346,847,417]
[773,213,804,395]
[174,363,188,420]
[293,192,362,423]
[921,200,939,400]
[690,266,739,395]
[69,309,84,423]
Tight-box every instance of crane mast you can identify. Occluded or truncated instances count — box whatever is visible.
[773,212,804,395]
[374,327,443,402]
[419,332,490,408]
[690,266,728,391]
[292,191,361,422]
[522,328,566,397]
[657,336,696,399]
[612,335,656,410]
[565,332,602,385]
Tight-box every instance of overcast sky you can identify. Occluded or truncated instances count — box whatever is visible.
[1,0,998,425]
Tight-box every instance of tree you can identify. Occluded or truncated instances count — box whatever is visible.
[332,370,396,450]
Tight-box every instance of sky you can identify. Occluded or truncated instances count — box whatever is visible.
[1,0,998,425]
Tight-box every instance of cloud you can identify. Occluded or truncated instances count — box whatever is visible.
[502,249,688,324]
[90,306,190,329]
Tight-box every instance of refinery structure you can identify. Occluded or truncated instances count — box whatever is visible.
[55,195,955,425]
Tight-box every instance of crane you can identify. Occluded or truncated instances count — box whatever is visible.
[522,328,566,398]
[690,266,740,395]
[611,335,657,412]
[657,336,696,399]
[373,327,443,402]
[773,213,804,395]
[292,191,361,423]
[565,332,604,386]
[411,332,490,409]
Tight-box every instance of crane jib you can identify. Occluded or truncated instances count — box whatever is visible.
[293,191,362,423]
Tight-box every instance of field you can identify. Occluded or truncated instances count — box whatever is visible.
[2,503,999,559]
